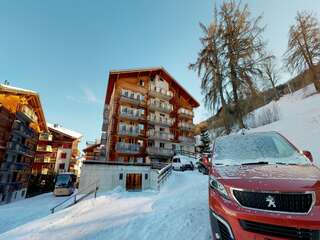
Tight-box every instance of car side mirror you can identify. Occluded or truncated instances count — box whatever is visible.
[303,150,313,162]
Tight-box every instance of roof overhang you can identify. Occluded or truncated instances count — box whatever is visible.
[105,67,200,108]
[0,84,47,132]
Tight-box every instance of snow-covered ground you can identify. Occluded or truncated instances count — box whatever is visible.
[0,193,70,234]
[0,172,210,240]
[247,84,320,166]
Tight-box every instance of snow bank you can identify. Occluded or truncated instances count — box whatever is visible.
[0,172,210,240]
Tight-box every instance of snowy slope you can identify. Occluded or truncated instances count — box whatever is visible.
[0,172,211,240]
[248,84,320,166]
[0,193,70,234]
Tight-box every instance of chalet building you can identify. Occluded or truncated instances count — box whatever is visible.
[33,123,82,176]
[80,67,199,192]
[0,84,47,204]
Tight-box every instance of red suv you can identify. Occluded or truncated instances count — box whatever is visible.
[209,132,320,240]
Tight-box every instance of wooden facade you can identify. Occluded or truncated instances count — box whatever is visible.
[100,67,200,165]
[0,84,46,204]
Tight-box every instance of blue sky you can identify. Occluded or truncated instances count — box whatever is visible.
[0,0,319,150]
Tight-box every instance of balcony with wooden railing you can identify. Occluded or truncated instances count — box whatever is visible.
[148,100,173,113]
[147,130,174,141]
[12,120,36,139]
[146,147,174,157]
[147,114,174,127]
[120,91,145,106]
[36,145,53,153]
[7,141,35,157]
[178,122,195,131]
[115,142,141,154]
[39,132,53,141]
[149,86,173,100]
[18,105,38,123]
[178,108,194,118]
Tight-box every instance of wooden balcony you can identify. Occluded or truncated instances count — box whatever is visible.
[148,100,173,113]
[119,111,144,121]
[147,115,174,127]
[12,120,36,139]
[178,108,194,118]
[36,145,53,153]
[18,105,38,123]
[120,94,145,106]
[147,130,174,141]
[7,141,35,157]
[178,122,195,131]
[149,86,173,100]
[115,143,141,154]
[146,147,174,157]
[39,132,53,141]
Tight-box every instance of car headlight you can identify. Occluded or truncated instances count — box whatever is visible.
[209,176,229,199]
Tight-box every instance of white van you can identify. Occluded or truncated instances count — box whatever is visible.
[172,155,195,171]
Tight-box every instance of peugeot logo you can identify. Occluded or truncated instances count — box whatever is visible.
[266,195,276,208]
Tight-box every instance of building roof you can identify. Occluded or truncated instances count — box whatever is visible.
[47,123,82,140]
[83,143,100,152]
[0,84,47,132]
[105,67,200,108]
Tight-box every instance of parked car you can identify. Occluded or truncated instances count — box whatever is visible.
[172,155,194,171]
[209,131,320,240]
[197,153,211,175]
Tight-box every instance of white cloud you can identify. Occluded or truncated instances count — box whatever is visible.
[66,87,102,104]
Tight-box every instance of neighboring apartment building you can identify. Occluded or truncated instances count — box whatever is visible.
[0,84,47,204]
[80,67,199,192]
[32,123,82,176]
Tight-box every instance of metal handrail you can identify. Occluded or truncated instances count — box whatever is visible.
[50,180,99,214]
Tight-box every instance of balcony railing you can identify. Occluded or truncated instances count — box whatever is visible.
[147,115,174,127]
[148,100,173,113]
[12,120,36,139]
[36,145,53,152]
[118,128,140,137]
[178,136,196,145]
[119,111,144,120]
[149,86,173,100]
[178,122,195,131]
[178,108,194,118]
[146,147,174,157]
[147,130,174,141]
[115,143,141,154]
[7,141,35,157]
[19,105,38,123]
[34,156,55,163]
[120,94,145,106]
[39,132,53,141]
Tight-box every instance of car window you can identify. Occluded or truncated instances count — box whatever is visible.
[214,132,309,165]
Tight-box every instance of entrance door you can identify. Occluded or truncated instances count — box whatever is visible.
[126,174,142,191]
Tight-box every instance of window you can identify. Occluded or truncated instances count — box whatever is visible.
[160,127,165,132]
[145,173,148,180]
[139,80,144,86]
[119,173,123,180]
[59,163,65,170]
[60,153,67,159]
[21,190,25,198]
[160,143,165,148]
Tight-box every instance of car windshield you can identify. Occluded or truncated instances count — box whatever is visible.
[214,132,310,166]
[55,174,71,187]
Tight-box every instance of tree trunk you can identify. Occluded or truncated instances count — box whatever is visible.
[310,66,320,92]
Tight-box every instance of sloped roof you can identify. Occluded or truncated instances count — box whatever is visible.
[0,84,47,132]
[47,123,82,139]
[105,67,200,107]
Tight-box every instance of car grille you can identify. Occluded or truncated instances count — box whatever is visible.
[233,190,314,213]
[240,220,320,240]
[217,220,233,240]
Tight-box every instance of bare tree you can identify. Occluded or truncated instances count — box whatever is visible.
[284,11,320,92]
[190,8,232,133]
[219,1,271,129]
[262,56,281,100]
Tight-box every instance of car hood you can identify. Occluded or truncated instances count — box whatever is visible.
[213,164,320,192]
